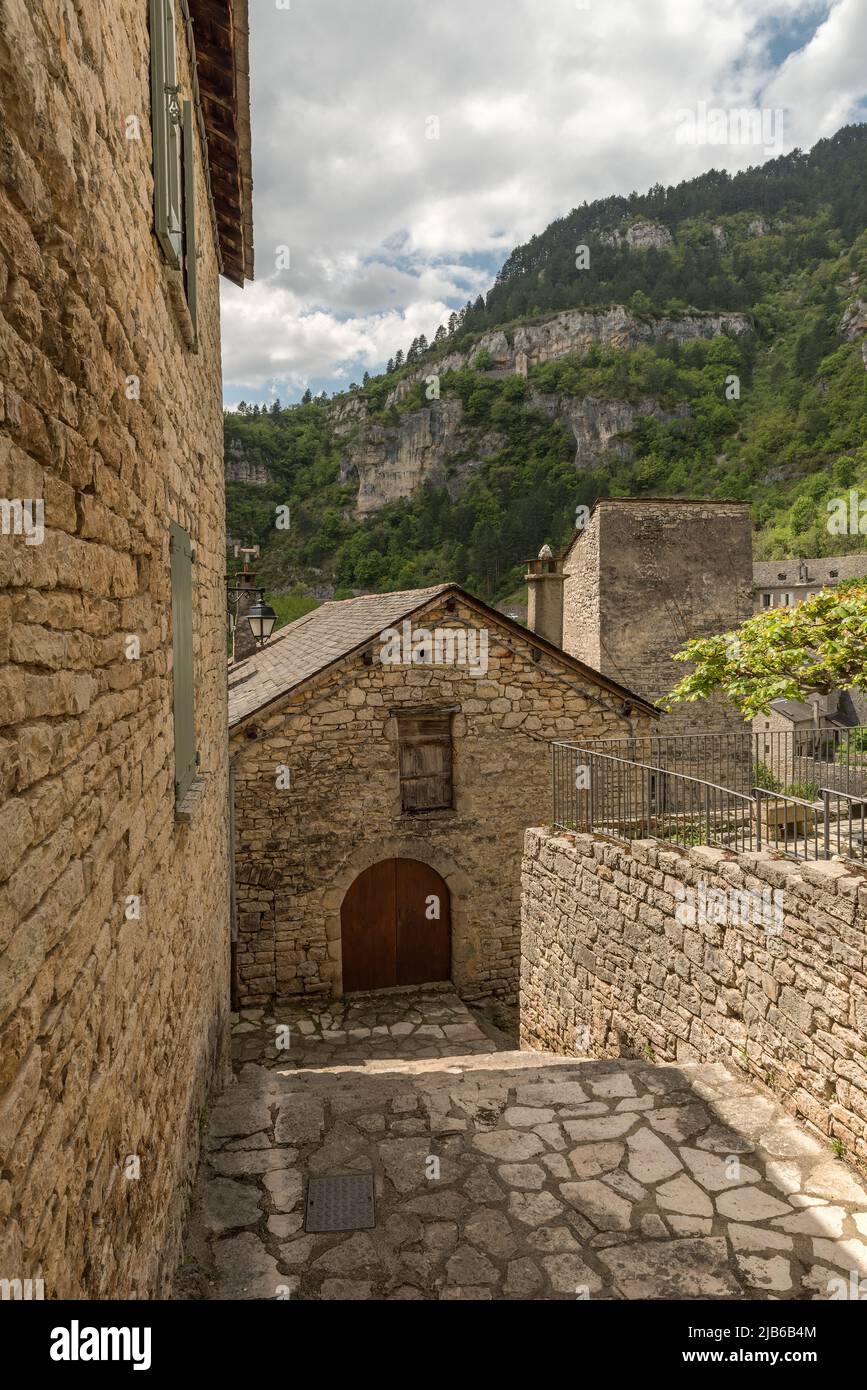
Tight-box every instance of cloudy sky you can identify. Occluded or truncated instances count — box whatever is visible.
[221,0,867,408]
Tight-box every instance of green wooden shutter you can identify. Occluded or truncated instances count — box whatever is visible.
[182,99,199,349]
[150,0,183,267]
[170,522,197,801]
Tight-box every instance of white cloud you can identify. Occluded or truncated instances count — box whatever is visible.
[222,0,865,400]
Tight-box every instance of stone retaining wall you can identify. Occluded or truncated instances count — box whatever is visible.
[520,828,867,1167]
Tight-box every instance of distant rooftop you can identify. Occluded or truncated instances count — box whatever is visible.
[754,555,867,587]
[768,698,850,727]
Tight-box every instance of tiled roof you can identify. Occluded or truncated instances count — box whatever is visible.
[228,587,451,725]
[227,583,660,727]
[769,698,820,723]
[768,698,850,727]
[754,555,867,587]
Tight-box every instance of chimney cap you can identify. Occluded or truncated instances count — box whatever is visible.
[538,543,554,560]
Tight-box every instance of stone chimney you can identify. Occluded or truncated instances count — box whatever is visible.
[525,544,564,647]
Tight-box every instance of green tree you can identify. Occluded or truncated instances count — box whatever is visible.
[664,582,867,719]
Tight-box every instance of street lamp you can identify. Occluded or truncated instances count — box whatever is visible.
[246,597,277,647]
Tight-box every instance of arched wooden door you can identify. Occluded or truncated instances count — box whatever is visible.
[341,858,451,993]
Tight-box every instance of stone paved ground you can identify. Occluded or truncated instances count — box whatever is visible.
[175,989,867,1300]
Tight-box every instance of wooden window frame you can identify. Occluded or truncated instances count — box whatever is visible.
[150,0,184,269]
[150,0,198,350]
[170,522,198,803]
[181,98,199,348]
[395,708,456,815]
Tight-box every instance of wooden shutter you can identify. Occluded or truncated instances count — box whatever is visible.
[150,0,183,267]
[182,99,199,348]
[170,523,197,800]
[398,713,453,812]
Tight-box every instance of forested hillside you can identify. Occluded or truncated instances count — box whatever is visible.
[226,125,867,605]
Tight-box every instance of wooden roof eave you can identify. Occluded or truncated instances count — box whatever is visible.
[187,0,254,286]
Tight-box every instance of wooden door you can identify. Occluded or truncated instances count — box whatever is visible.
[395,858,451,986]
[340,859,451,993]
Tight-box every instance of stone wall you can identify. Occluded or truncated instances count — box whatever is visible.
[562,499,754,734]
[0,0,232,1296]
[230,593,654,1004]
[520,827,867,1167]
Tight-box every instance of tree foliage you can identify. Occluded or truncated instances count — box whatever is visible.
[664,582,867,719]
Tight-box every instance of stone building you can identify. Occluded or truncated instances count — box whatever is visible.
[754,553,867,612]
[527,498,755,735]
[0,0,252,1298]
[753,555,867,733]
[228,586,657,1004]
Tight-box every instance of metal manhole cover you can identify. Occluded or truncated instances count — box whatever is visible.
[304,1174,376,1233]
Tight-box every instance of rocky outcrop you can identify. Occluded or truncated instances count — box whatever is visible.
[337,391,691,514]
[338,399,504,516]
[529,391,692,467]
[376,304,752,410]
[598,220,673,251]
[334,305,750,514]
[839,297,867,369]
[226,439,269,485]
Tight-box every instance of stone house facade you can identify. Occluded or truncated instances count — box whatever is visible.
[0,0,252,1298]
[754,553,867,613]
[229,586,657,1005]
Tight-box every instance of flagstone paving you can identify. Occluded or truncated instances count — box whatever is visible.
[175,989,867,1300]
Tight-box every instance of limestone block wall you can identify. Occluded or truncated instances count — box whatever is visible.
[230,594,654,1004]
[0,1,232,1297]
[520,827,867,1168]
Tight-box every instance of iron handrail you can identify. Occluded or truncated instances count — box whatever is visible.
[552,742,755,802]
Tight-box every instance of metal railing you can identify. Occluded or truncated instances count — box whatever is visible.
[821,789,867,861]
[586,727,867,800]
[552,742,867,863]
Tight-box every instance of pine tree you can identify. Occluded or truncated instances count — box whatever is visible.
[362,370,370,385]
[387,358,394,374]
[301,388,312,404]
[394,349,404,369]
[447,312,458,335]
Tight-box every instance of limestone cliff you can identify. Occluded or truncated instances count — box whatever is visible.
[225,438,270,485]
[839,294,867,369]
[334,305,751,516]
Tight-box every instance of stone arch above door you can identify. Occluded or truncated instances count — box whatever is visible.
[322,838,472,996]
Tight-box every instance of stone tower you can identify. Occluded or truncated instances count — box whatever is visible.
[527,499,754,732]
